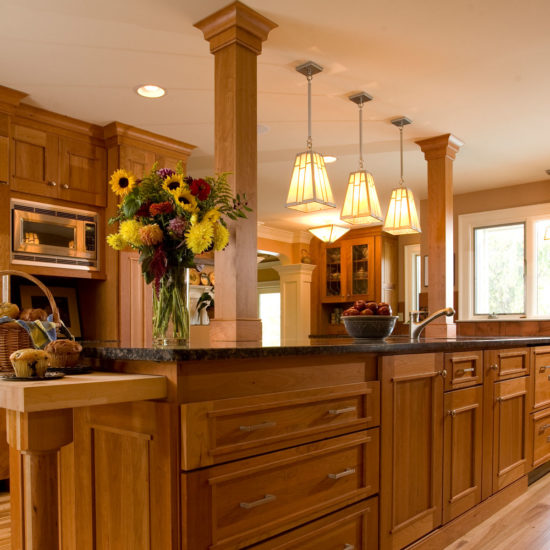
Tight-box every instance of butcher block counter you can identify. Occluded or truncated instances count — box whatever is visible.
[9,336,550,550]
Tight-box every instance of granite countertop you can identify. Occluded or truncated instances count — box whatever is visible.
[82,335,550,363]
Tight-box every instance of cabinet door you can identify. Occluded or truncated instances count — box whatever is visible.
[321,244,344,301]
[60,138,106,206]
[380,353,444,550]
[120,145,156,178]
[11,124,59,197]
[485,348,529,380]
[443,386,483,523]
[531,347,550,410]
[492,376,529,493]
[347,236,375,301]
[0,135,8,186]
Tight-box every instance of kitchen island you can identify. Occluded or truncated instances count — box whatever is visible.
[10,336,550,550]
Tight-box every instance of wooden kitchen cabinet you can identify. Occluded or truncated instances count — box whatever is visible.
[443,385,483,523]
[531,346,550,410]
[310,227,397,335]
[380,353,444,550]
[482,349,531,499]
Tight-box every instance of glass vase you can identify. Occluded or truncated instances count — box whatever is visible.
[152,268,190,348]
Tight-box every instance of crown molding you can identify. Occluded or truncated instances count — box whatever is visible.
[257,224,312,244]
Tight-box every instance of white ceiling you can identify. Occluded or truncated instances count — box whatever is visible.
[2,0,550,232]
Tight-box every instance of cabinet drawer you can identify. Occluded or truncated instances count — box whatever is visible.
[531,408,550,469]
[249,497,378,550]
[181,382,379,469]
[444,351,482,390]
[486,348,529,380]
[532,348,550,410]
[181,430,379,549]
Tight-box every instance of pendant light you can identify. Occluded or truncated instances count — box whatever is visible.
[382,117,422,235]
[340,92,383,225]
[308,224,350,243]
[286,62,336,212]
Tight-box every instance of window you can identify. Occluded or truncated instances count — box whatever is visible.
[458,204,550,319]
[404,244,421,322]
[258,283,281,346]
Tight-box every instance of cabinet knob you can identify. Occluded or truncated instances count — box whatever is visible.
[47,180,57,187]
[490,364,499,371]
[61,183,69,189]
[439,369,447,379]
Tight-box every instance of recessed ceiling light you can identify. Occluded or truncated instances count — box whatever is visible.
[324,155,337,164]
[136,85,166,98]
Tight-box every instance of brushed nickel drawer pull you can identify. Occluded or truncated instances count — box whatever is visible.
[540,365,550,373]
[328,406,357,415]
[328,467,356,480]
[539,424,550,433]
[239,421,276,432]
[240,494,276,509]
[343,545,355,550]
[461,368,475,373]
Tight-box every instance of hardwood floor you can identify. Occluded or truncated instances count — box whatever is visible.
[445,474,550,549]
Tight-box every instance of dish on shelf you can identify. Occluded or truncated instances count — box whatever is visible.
[208,272,215,286]
[189,270,200,285]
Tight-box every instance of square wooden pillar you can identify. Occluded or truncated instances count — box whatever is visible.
[415,134,463,338]
[195,2,277,347]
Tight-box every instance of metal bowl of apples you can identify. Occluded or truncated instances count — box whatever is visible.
[342,301,397,340]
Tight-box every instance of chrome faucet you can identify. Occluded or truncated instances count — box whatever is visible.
[409,307,455,340]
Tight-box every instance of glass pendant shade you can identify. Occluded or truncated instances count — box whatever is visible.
[382,187,421,235]
[340,169,383,225]
[308,224,350,243]
[286,150,336,212]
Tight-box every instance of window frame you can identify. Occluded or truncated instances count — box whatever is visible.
[458,203,550,320]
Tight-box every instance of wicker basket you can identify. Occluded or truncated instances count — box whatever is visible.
[0,270,62,373]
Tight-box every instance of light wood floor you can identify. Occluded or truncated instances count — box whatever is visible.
[0,476,549,550]
[445,473,550,549]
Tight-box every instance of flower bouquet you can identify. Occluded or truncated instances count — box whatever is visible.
[106,163,250,347]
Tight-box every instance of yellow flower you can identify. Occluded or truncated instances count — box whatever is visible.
[119,219,143,247]
[185,220,214,254]
[190,213,198,226]
[139,224,164,246]
[173,188,198,213]
[109,169,137,196]
[106,233,127,251]
[204,209,221,223]
[213,222,229,251]
[163,175,185,194]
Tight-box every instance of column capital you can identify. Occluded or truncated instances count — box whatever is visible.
[194,1,278,55]
[274,263,317,278]
[415,133,464,161]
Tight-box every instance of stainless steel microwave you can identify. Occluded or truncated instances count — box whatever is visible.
[11,199,99,270]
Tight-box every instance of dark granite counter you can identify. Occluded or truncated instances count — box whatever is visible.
[82,335,550,363]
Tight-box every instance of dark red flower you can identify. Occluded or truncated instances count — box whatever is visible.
[149,201,174,216]
[136,201,152,218]
[189,178,211,201]
[150,246,168,295]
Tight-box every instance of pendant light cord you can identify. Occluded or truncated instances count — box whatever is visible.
[399,124,404,185]
[358,99,364,169]
[307,71,312,150]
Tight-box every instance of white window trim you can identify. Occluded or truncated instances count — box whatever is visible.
[458,202,550,320]
[404,243,421,323]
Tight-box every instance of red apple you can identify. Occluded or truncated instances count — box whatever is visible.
[343,307,361,316]
[365,302,378,314]
[361,308,374,315]
[378,306,392,316]
[354,300,367,311]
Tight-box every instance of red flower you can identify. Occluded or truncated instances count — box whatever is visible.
[189,178,211,201]
[136,201,151,218]
[150,246,168,295]
[149,201,174,216]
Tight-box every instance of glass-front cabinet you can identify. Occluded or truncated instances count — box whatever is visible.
[321,236,375,302]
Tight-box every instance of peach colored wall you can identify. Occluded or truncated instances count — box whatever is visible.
[257,237,310,265]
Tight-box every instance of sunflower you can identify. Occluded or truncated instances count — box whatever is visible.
[162,174,185,194]
[106,233,127,251]
[109,169,137,196]
[213,222,229,251]
[185,220,214,254]
[172,188,198,213]
[119,219,143,247]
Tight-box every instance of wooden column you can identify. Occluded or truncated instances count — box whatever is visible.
[195,2,277,347]
[415,134,463,338]
[7,408,73,550]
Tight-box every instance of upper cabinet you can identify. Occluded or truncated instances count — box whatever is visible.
[10,123,106,207]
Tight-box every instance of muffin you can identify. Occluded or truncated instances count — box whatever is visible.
[45,339,82,368]
[9,349,50,378]
[0,302,19,319]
